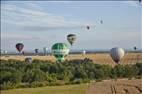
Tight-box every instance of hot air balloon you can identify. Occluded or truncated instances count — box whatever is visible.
[3,50,7,54]
[25,57,32,63]
[100,20,103,24]
[35,49,39,55]
[15,43,24,53]
[52,43,69,62]
[110,47,125,64]
[82,50,86,56]
[134,46,137,51]
[43,47,48,55]
[86,26,90,30]
[67,34,77,46]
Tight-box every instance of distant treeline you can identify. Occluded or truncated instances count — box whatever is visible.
[0,59,142,90]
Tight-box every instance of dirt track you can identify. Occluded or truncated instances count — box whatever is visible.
[87,79,142,94]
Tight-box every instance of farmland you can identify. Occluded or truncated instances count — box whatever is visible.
[1,52,142,66]
[87,79,142,94]
[1,79,142,94]
[1,52,142,94]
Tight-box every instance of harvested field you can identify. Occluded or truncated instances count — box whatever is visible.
[87,79,142,94]
[1,53,142,66]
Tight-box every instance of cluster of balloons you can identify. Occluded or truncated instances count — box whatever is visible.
[14,20,137,64]
[15,42,138,64]
[0,49,7,54]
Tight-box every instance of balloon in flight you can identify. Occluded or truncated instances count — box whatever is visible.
[86,26,90,30]
[15,43,24,53]
[35,49,39,55]
[67,34,77,46]
[25,57,32,63]
[110,47,125,64]
[134,46,137,51]
[52,43,69,62]
[82,50,86,55]
[100,20,103,24]
[43,47,48,55]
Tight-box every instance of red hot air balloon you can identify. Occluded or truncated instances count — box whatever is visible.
[15,43,24,53]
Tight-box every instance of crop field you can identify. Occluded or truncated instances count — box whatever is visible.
[1,53,142,66]
[1,79,142,94]
[87,79,142,94]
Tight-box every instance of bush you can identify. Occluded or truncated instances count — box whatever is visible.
[0,59,142,90]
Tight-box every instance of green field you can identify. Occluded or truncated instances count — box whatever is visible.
[1,84,89,94]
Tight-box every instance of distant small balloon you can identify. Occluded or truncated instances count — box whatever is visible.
[100,20,103,24]
[134,46,137,51]
[3,50,7,54]
[15,43,24,53]
[43,47,48,55]
[87,26,90,30]
[35,49,39,54]
[25,57,32,63]
[82,50,86,55]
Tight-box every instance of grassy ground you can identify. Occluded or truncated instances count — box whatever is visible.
[1,84,89,94]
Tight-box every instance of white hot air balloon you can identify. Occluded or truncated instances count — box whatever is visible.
[25,57,32,63]
[110,47,125,64]
[3,50,8,55]
[82,50,86,55]
[43,47,48,55]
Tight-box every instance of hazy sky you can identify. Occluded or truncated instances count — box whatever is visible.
[1,1,142,52]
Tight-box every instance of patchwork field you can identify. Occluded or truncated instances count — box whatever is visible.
[87,79,142,94]
[1,79,142,94]
[1,53,142,94]
[1,53,142,66]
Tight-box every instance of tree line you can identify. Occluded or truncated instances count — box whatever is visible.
[0,58,142,90]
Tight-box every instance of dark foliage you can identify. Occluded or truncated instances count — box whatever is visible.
[0,59,142,90]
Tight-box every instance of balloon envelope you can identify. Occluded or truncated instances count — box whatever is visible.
[86,26,90,30]
[35,49,39,54]
[110,47,125,64]
[52,43,69,62]
[43,47,48,55]
[82,50,86,55]
[25,57,32,63]
[100,20,103,24]
[15,43,24,52]
[67,34,77,46]
[134,46,137,50]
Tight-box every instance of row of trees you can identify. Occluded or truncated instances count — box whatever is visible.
[0,59,142,90]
